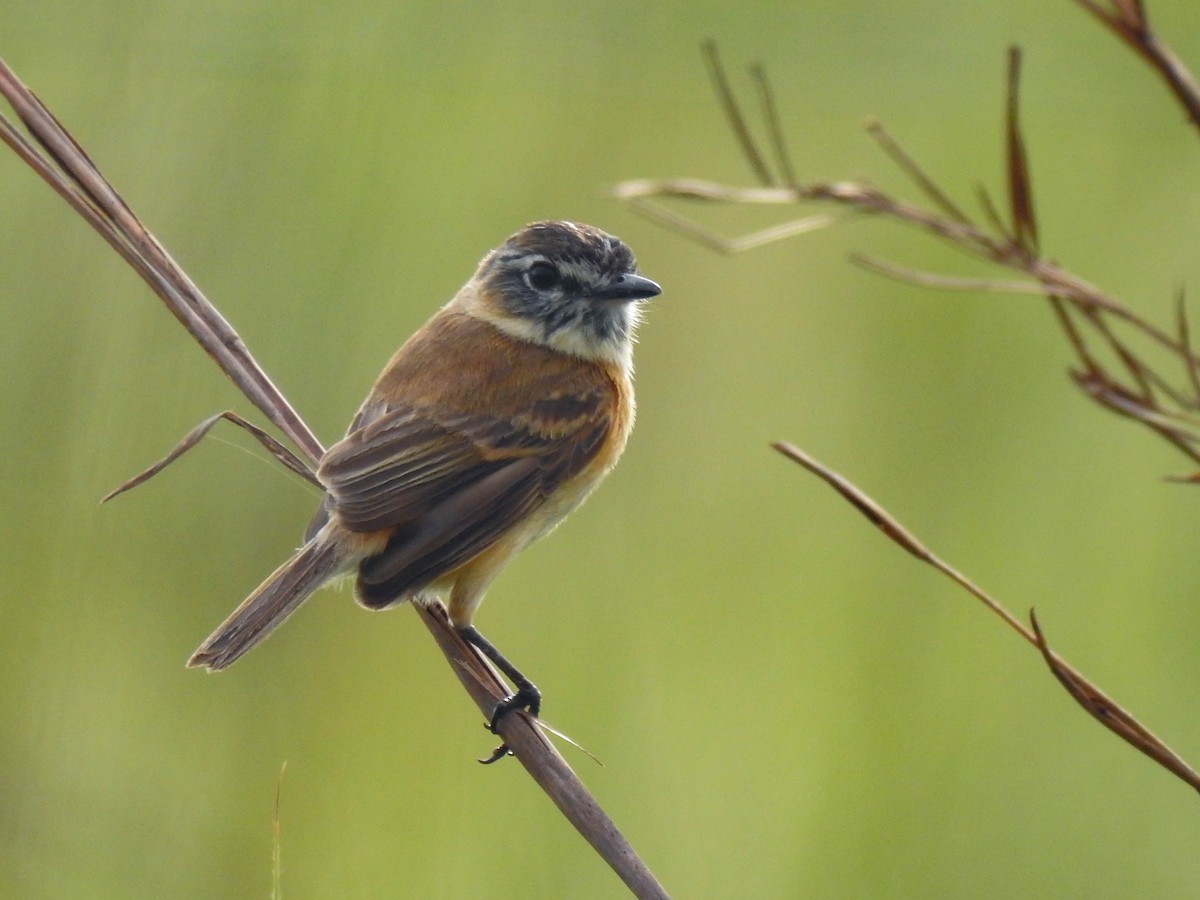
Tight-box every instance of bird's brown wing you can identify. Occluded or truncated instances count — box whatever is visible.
[302,398,391,541]
[316,394,611,604]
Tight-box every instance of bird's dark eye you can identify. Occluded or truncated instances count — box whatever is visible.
[526,262,561,291]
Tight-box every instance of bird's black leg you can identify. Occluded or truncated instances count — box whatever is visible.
[458,625,541,764]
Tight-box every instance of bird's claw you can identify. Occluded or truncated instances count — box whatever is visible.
[476,686,541,765]
[478,741,512,765]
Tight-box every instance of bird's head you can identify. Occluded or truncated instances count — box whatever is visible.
[464,221,661,368]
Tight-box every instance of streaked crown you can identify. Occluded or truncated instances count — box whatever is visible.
[465,221,660,367]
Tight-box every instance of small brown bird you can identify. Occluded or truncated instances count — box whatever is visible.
[188,221,660,738]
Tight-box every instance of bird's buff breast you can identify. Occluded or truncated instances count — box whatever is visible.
[516,381,633,552]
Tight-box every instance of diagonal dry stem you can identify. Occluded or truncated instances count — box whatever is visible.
[101,411,320,504]
[865,119,971,225]
[1029,611,1200,794]
[749,61,797,189]
[1071,0,1200,130]
[1004,47,1039,255]
[773,442,1200,794]
[702,39,773,187]
[0,61,324,466]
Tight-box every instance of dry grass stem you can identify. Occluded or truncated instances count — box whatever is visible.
[773,443,1200,794]
[101,411,321,503]
[1071,0,1200,129]
[1029,612,1200,794]
[272,762,286,900]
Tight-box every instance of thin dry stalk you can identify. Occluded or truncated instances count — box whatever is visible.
[0,57,668,900]
[272,762,286,900]
[773,443,1200,795]
[1071,0,1200,130]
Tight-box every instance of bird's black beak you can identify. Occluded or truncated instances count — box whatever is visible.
[597,273,662,302]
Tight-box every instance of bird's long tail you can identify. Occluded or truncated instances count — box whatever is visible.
[187,536,346,671]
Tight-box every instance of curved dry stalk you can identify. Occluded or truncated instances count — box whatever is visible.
[702,39,773,186]
[773,442,1200,795]
[618,187,841,254]
[1072,0,1200,130]
[1004,46,1038,255]
[0,59,323,466]
[850,254,1050,296]
[417,601,669,898]
[101,411,321,503]
[0,57,669,900]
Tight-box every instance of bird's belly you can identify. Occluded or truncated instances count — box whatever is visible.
[520,466,612,550]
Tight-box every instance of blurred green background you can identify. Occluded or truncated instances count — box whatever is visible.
[4,1,1200,897]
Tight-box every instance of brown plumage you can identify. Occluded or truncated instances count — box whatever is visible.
[187,221,658,720]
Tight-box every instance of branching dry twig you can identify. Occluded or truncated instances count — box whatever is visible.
[617,36,1200,469]
[100,410,321,503]
[0,57,669,900]
[617,6,1200,796]
[1071,0,1200,130]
